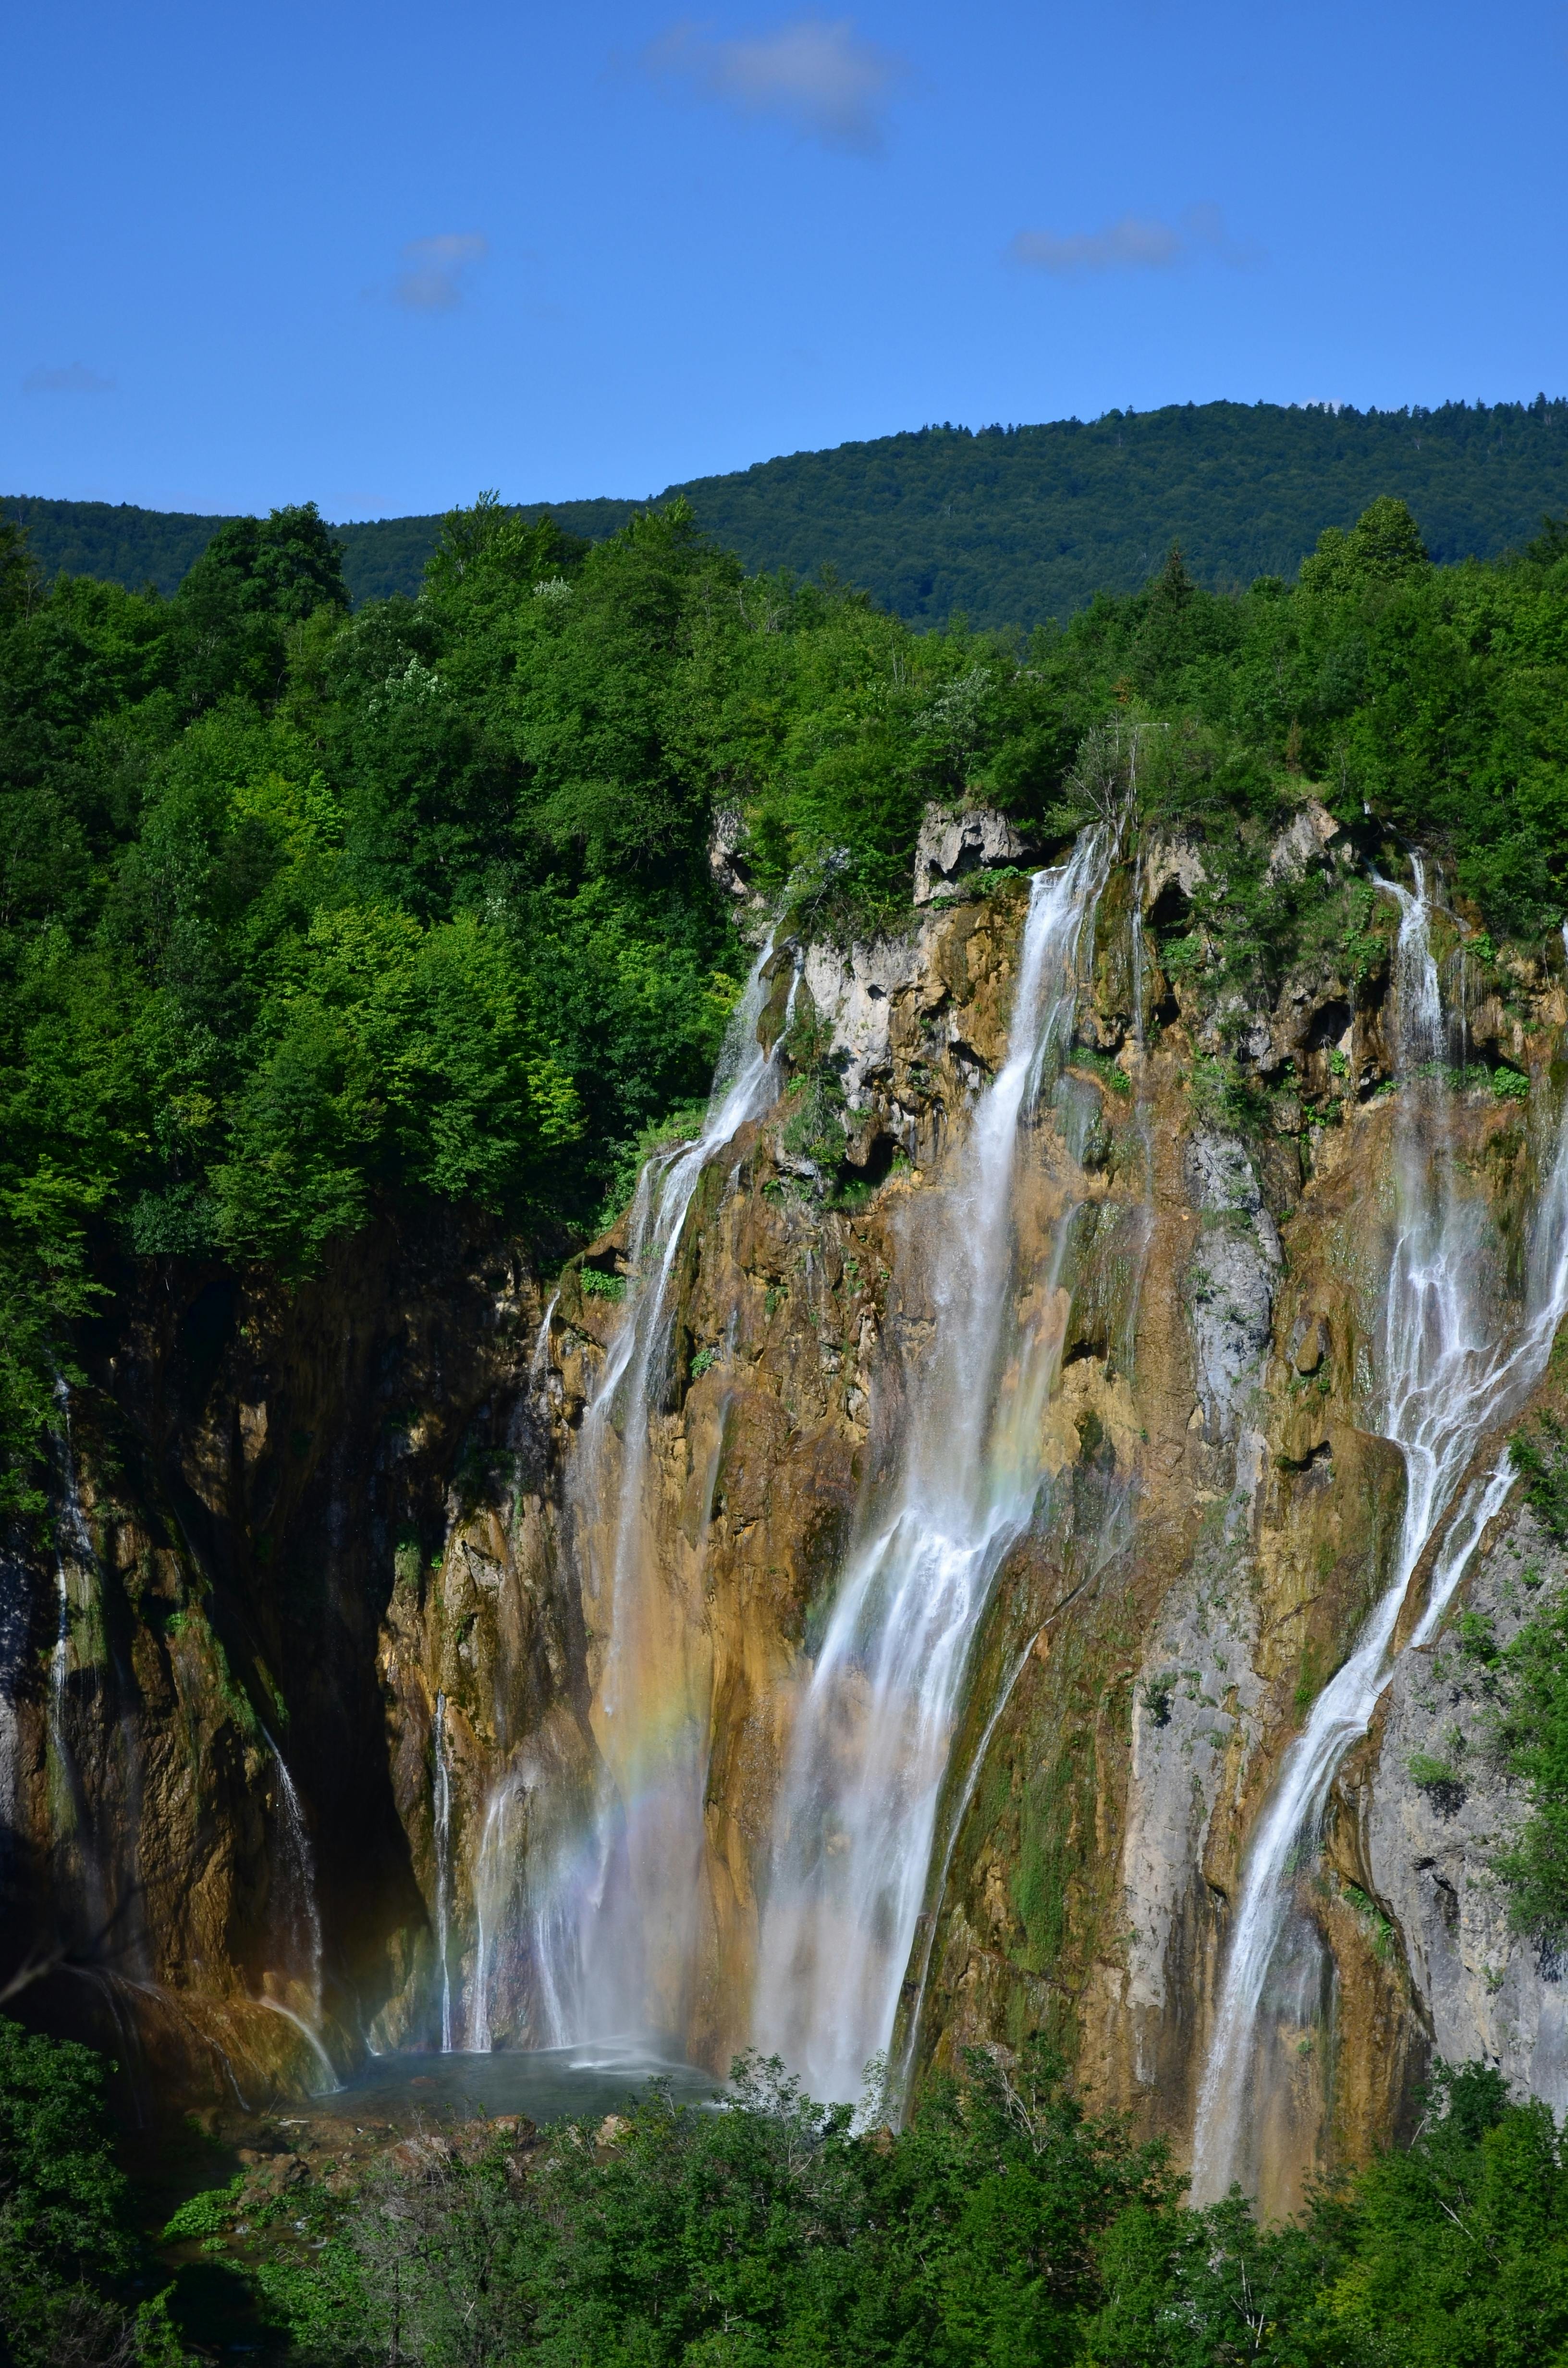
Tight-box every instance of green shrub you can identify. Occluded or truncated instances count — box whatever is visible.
[0,2017,171,2367]
[1510,1413,1568,1543]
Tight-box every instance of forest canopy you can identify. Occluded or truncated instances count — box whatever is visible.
[5,2016,1568,2367]
[2,484,1567,1511]
[9,395,1568,625]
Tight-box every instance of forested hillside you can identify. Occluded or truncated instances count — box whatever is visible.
[0,493,637,604]
[2,485,1566,1513]
[9,395,1568,626]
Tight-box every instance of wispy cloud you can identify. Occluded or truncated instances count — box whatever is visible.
[1011,204,1262,275]
[645,17,907,155]
[24,361,115,394]
[395,233,489,312]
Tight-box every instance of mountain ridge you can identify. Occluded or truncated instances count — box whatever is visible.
[9,394,1568,627]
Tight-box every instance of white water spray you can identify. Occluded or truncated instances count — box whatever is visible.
[44,1381,111,1938]
[1190,872,1568,2198]
[475,935,796,2048]
[754,833,1110,2100]
[256,1998,340,2095]
[529,1293,560,1387]
[48,1381,92,1801]
[432,1690,455,2051]
[1130,852,1147,1051]
[259,1729,327,2035]
[49,1570,70,1770]
[0,1544,26,1855]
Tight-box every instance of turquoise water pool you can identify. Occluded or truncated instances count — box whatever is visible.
[331,2042,723,2126]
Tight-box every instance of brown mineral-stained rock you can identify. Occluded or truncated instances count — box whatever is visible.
[13,835,1568,2221]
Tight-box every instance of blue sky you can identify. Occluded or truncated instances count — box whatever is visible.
[7,1,1567,519]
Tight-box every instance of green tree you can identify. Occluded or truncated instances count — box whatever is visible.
[0,2015,177,2367]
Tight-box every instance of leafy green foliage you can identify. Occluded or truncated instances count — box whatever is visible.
[259,2045,1178,2366]
[2,480,1567,1517]
[170,2045,1568,2366]
[0,2014,186,2366]
[1315,2060,1568,2367]
[1482,1583,1568,1943]
[1510,1413,1568,1544]
[160,2177,250,2242]
[1408,1751,1468,1816]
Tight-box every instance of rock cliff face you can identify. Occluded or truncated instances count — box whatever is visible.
[6,823,1568,2212]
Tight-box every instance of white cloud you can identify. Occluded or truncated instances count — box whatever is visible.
[395,233,489,312]
[23,361,115,394]
[646,17,907,155]
[1011,204,1262,275]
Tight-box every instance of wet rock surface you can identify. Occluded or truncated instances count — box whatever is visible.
[1349,1505,1568,2117]
[9,837,1568,2222]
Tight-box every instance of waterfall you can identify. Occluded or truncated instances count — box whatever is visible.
[49,1568,70,1782]
[1130,850,1147,1050]
[530,1292,560,1386]
[1190,871,1568,2199]
[467,1781,510,2053]
[0,1542,28,1880]
[479,935,796,2049]
[753,832,1110,2101]
[257,1731,337,2091]
[432,1690,455,2051]
[48,1379,90,1809]
[259,1730,326,2026]
[44,1382,108,1936]
[256,1999,340,2095]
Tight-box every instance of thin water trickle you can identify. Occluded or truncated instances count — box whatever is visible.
[1130,852,1147,1052]
[48,1380,90,1795]
[0,1542,27,1857]
[1190,868,1568,2200]
[470,935,797,2050]
[49,1570,69,1762]
[257,1997,341,2095]
[45,1381,109,1936]
[754,833,1110,2101]
[260,1728,326,2034]
[432,1691,455,2052]
[529,1293,560,1388]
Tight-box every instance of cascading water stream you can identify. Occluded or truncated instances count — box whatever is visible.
[49,1571,70,1774]
[754,832,1110,2101]
[1190,872,1568,2199]
[0,1542,26,1862]
[257,1727,336,2091]
[432,1690,455,2051]
[43,1381,116,1945]
[48,1380,91,1801]
[470,934,797,2049]
[257,1733,338,2090]
[1130,851,1147,1052]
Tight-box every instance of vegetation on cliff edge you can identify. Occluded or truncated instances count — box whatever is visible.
[2,487,1567,1511]
[7,2019,1563,2367]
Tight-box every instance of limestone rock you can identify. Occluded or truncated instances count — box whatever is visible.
[912,803,1030,904]
[1264,798,1340,885]
[1181,1133,1282,1443]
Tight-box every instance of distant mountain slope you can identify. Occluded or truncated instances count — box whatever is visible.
[672,399,1568,625]
[10,396,1568,627]
[0,493,641,606]
[1,496,243,597]
[333,500,640,603]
